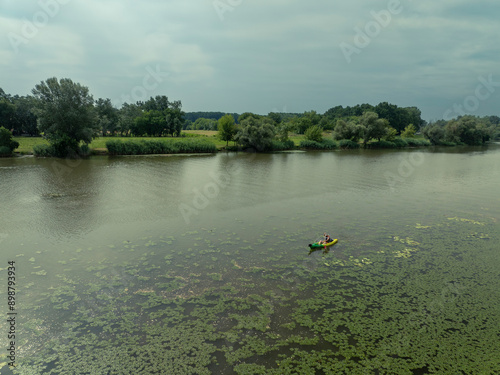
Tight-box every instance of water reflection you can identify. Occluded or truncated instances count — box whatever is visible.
[0,144,499,247]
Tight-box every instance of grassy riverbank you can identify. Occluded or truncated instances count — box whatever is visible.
[13,131,434,156]
[13,131,302,155]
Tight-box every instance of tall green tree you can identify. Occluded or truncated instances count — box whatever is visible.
[95,98,119,136]
[404,107,425,129]
[324,104,375,120]
[0,98,15,130]
[374,102,410,133]
[117,103,142,136]
[295,111,322,134]
[141,95,170,112]
[32,77,99,155]
[238,112,261,123]
[445,116,490,145]
[277,121,294,142]
[131,97,184,137]
[235,117,275,151]
[165,107,184,137]
[401,124,417,138]
[333,118,364,142]
[132,110,167,136]
[192,118,218,130]
[304,125,324,142]
[218,114,236,146]
[12,96,39,136]
[267,112,283,126]
[360,111,389,145]
[422,123,445,145]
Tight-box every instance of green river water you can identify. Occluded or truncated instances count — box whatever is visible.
[0,145,499,374]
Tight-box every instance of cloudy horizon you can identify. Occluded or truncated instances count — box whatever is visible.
[1,0,499,122]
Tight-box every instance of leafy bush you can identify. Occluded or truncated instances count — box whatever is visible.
[333,120,364,142]
[33,142,91,157]
[361,112,389,145]
[0,146,12,156]
[106,139,216,155]
[319,139,338,150]
[107,140,158,155]
[33,144,56,157]
[299,139,337,150]
[422,124,445,145]
[0,126,19,153]
[304,125,324,142]
[405,138,431,147]
[235,117,276,151]
[401,124,417,138]
[105,140,122,155]
[384,127,398,141]
[217,114,236,146]
[367,140,397,149]
[270,139,295,151]
[79,144,91,157]
[276,123,293,143]
[392,138,408,148]
[338,139,360,149]
[50,134,81,158]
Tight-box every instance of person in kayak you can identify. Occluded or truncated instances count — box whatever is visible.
[318,233,333,245]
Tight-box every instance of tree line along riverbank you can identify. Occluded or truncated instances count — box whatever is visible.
[1,77,499,157]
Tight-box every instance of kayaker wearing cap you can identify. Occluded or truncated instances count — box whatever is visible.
[318,233,333,245]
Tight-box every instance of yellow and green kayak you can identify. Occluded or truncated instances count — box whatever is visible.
[308,238,338,249]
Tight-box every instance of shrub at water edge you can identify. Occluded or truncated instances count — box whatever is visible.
[338,139,360,149]
[172,139,217,153]
[304,125,324,143]
[0,146,12,156]
[367,140,397,149]
[392,138,409,148]
[33,144,56,157]
[299,139,337,150]
[106,139,216,155]
[270,139,296,151]
[0,126,19,155]
[405,138,431,147]
[33,142,92,157]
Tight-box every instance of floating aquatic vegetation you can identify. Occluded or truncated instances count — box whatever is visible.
[208,273,223,281]
[447,217,485,225]
[393,248,417,258]
[393,236,420,245]
[467,232,490,239]
[156,278,186,293]
[232,260,243,269]
[415,223,431,229]
[31,270,47,276]
[10,213,500,375]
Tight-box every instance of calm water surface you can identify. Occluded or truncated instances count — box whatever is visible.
[0,145,499,373]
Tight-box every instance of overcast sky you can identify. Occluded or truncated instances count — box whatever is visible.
[1,0,499,121]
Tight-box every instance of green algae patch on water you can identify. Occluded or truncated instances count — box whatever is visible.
[11,213,500,375]
[447,217,485,225]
